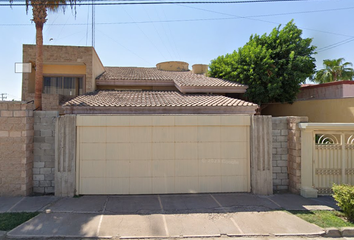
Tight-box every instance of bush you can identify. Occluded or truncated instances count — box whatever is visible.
[332,184,354,222]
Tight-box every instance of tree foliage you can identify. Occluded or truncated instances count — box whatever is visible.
[209,20,316,105]
[312,58,354,83]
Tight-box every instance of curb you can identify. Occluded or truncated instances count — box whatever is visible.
[324,227,354,237]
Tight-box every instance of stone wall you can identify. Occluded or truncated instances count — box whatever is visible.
[288,116,308,194]
[272,117,289,192]
[0,102,34,196]
[33,111,59,194]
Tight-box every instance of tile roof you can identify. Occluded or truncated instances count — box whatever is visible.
[97,67,246,89]
[63,90,257,108]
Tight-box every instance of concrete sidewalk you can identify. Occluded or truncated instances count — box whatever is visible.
[1,193,339,239]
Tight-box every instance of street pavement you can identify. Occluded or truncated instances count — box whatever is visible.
[0,193,345,239]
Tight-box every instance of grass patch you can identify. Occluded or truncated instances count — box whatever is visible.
[0,212,39,231]
[290,210,354,228]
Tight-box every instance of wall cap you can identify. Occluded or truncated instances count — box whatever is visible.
[299,123,354,131]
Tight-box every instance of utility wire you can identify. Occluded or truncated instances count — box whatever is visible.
[1,0,312,6]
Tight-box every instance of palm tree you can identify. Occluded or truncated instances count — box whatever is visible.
[10,0,78,110]
[312,58,354,84]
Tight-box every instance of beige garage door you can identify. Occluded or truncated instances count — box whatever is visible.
[77,115,250,194]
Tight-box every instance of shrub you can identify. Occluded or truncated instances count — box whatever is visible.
[332,184,354,222]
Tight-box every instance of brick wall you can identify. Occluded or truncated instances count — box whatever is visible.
[272,117,289,192]
[0,102,34,196]
[288,116,308,194]
[33,111,58,194]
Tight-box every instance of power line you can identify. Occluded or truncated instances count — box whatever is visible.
[317,37,354,53]
[2,0,311,6]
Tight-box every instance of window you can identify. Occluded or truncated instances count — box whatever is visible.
[43,76,84,97]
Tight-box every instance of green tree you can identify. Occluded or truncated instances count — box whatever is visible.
[312,58,354,83]
[209,20,316,106]
[9,0,78,110]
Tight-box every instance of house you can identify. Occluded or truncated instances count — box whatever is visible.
[22,45,257,115]
[18,44,273,197]
[262,81,354,122]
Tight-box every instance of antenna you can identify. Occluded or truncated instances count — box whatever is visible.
[92,0,95,47]
[0,93,7,101]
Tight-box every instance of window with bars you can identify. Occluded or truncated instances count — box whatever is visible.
[43,76,84,97]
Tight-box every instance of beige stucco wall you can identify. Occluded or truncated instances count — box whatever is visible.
[263,98,354,123]
[22,45,105,110]
[0,102,34,196]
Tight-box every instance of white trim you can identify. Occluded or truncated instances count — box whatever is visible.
[299,123,354,131]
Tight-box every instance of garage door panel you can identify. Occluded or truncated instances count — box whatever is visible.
[129,127,152,143]
[197,127,221,142]
[175,160,199,177]
[106,160,130,178]
[152,177,175,194]
[221,159,247,176]
[81,178,106,194]
[222,176,248,192]
[80,127,106,143]
[81,161,106,178]
[80,143,106,160]
[106,178,130,194]
[106,128,130,143]
[174,127,197,142]
[221,127,247,141]
[199,176,222,192]
[175,177,199,193]
[130,143,152,160]
[152,127,174,142]
[78,115,251,195]
[106,143,130,160]
[152,160,175,177]
[220,142,247,159]
[152,143,174,160]
[197,115,221,126]
[198,142,221,159]
[130,116,153,126]
[175,143,198,160]
[199,159,221,176]
[106,116,130,126]
[174,116,198,126]
[129,160,152,177]
[130,178,152,194]
[152,115,174,126]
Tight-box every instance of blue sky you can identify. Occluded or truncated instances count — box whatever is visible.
[0,0,353,100]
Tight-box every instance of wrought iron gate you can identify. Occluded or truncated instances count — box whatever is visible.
[313,132,354,195]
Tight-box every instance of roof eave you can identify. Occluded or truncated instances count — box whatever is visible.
[96,80,175,86]
[176,85,248,94]
[63,105,257,115]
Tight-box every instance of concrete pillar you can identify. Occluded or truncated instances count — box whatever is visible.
[55,115,77,197]
[250,115,273,195]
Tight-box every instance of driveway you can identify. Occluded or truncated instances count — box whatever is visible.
[6,193,333,239]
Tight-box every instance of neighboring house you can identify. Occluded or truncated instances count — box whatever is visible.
[263,81,354,123]
[22,45,257,115]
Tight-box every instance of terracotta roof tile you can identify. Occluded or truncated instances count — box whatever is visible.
[63,90,257,108]
[97,67,246,88]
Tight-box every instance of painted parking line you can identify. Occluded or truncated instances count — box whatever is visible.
[158,195,170,236]
[96,196,108,236]
[210,194,244,234]
[6,197,25,212]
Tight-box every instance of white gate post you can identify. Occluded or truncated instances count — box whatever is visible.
[299,123,318,198]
